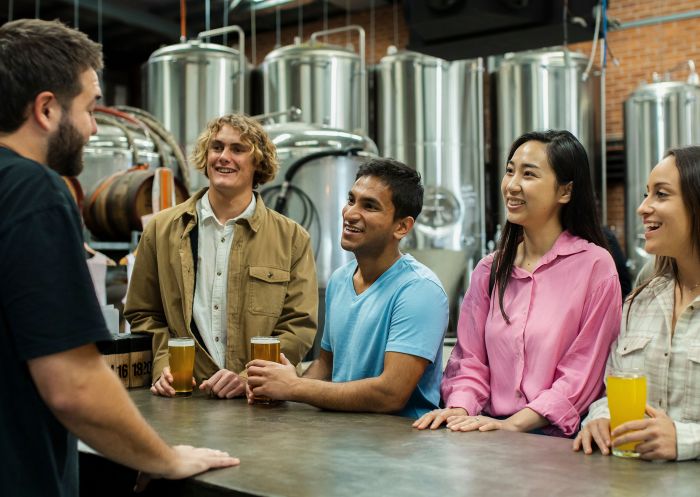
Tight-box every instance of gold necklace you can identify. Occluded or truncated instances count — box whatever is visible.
[678,281,700,293]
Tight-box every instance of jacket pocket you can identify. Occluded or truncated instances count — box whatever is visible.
[683,347,700,421]
[615,336,651,370]
[248,266,290,317]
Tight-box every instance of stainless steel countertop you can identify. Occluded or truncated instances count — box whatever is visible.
[81,388,700,497]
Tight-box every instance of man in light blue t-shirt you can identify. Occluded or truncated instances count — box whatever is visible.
[247,158,448,418]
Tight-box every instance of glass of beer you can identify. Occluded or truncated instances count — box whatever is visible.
[607,369,647,458]
[250,336,281,404]
[168,337,195,397]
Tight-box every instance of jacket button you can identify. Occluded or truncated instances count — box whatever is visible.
[268,272,273,278]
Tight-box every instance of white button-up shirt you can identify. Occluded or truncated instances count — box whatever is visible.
[192,191,256,369]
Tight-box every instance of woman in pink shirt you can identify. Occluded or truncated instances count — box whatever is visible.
[414,130,621,437]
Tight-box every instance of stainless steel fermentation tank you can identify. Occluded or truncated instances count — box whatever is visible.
[143,26,249,192]
[260,122,378,287]
[624,66,700,275]
[495,48,601,225]
[375,48,485,312]
[260,26,367,134]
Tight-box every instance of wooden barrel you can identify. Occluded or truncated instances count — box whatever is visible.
[61,176,84,210]
[83,166,189,241]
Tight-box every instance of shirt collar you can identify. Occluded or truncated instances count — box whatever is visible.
[511,230,591,278]
[541,230,590,260]
[649,273,700,306]
[197,191,257,227]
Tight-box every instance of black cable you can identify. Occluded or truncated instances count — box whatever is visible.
[274,147,363,214]
[261,185,321,256]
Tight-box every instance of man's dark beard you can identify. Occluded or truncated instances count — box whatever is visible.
[46,115,85,176]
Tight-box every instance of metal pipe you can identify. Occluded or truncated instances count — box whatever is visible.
[476,58,487,259]
[205,0,211,39]
[600,63,607,224]
[616,9,700,30]
[198,25,246,113]
[310,25,367,134]
[222,0,228,45]
[251,106,302,123]
[600,0,607,225]
[251,2,257,65]
[180,0,186,42]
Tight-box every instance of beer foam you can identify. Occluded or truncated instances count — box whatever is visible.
[251,336,280,344]
[168,338,194,347]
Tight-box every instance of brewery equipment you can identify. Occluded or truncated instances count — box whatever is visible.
[80,106,188,195]
[143,26,249,191]
[495,48,601,225]
[375,48,485,314]
[260,122,378,287]
[260,26,367,134]
[80,106,189,241]
[624,63,700,275]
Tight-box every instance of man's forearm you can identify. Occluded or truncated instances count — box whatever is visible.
[29,345,178,475]
[290,376,407,414]
[301,358,331,381]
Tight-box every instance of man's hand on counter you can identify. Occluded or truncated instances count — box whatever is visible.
[151,367,195,397]
[246,353,299,403]
[133,445,240,492]
[199,369,247,399]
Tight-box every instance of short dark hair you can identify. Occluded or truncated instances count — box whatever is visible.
[356,157,423,220]
[0,19,103,133]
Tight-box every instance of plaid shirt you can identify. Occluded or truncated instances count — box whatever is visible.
[584,275,700,460]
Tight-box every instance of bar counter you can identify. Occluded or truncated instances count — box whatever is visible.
[80,388,700,497]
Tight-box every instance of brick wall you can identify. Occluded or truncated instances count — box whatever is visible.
[568,0,700,248]
[243,1,700,251]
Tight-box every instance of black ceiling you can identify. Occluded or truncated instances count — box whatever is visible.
[2,1,388,71]
[3,1,598,105]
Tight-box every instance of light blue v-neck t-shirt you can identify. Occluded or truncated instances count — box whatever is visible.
[320,254,449,418]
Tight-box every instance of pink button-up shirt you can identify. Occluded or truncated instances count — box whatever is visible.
[441,231,622,436]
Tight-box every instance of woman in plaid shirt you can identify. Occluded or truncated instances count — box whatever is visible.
[574,146,700,461]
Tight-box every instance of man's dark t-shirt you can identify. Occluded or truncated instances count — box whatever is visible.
[0,147,110,496]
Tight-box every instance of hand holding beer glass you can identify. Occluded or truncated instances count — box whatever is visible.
[607,369,647,458]
[168,337,196,397]
[249,336,281,404]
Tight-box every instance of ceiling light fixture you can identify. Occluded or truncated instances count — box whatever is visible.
[229,0,296,11]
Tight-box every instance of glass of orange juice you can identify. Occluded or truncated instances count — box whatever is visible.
[607,369,647,458]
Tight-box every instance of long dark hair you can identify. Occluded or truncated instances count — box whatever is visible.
[625,146,700,324]
[493,130,608,322]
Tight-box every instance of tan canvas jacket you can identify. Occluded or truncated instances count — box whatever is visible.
[124,189,318,383]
